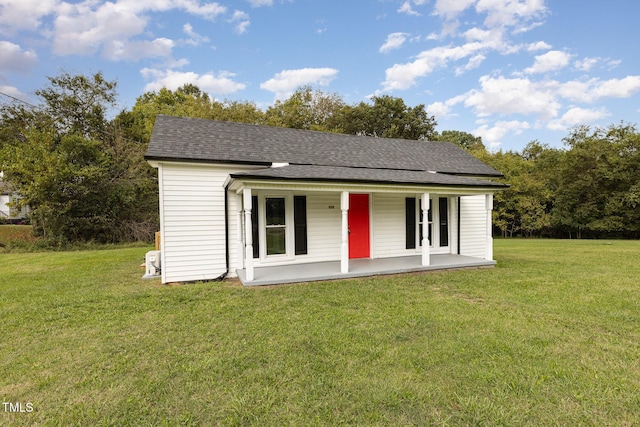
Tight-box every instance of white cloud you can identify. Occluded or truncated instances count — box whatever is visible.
[557,76,640,103]
[464,75,561,120]
[229,10,250,34]
[433,0,476,20]
[455,53,486,76]
[426,94,467,118]
[473,120,531,149]
[0,0,58,34]
[593,76,640,99]
[398,1,420,16]
[19,1,228,60]
[0,41,38,73]
[52,1,148,56]
[527,41,552,51]
[103,38,174,61]
[183,23,210,46]
[547,107,610,131]
[379,32,409,53]
[382,42,485,91]
[260,67,339,100]
[476,0,548,29]
[524,50,572,74]
[0,85,32,103]
[141,68,246,95]
[432,0,547,31]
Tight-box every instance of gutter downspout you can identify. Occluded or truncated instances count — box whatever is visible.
[217,180,231,281]
[457,196,461,255]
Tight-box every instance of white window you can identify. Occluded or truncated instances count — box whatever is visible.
[265,197,286,256]
[249,192,307,262]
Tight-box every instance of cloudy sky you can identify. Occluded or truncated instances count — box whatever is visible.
[1,0,639,151]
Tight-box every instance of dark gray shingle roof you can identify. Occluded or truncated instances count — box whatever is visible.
[231,165,506,188]
[146,115,503,177]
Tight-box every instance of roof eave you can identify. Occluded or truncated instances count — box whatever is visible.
[144,155,272,167]
[229,173,509,190]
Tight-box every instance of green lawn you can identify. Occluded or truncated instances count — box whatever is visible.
[1,240,639,426]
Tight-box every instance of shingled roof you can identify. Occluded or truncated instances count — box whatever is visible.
[146,115,503,178]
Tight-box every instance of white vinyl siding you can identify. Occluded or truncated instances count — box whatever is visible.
[242,191,342,268]
[159,163,255,283]
[0,194,11,219]
[295,192,341,263]
[372,193,410,258]
[459,195,487,258]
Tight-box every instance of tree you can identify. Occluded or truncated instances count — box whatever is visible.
[265,86,345,132]
[0,71,158,243]
[129,85,266,143]
[35,71,117,139]
[553,123,640,238]
[340,95,437,140]
[433,130,486,152]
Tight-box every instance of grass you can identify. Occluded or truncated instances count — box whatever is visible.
[1,240,639,425]
[0,225,37,247]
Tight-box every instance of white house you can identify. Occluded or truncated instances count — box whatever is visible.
[0,175,29,223]
[145,115,507,286]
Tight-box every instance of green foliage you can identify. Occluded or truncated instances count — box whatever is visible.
[0,71,158,244]
[264,86,345,132]
[433,129,487,152]
[552,123,640,237]
[127,85,265,143]
[35,71,117,138]
[477,124,640,238]
[341,95,437,140]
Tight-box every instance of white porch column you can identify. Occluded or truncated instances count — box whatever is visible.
[340,191,349,274]
[421,192,430,266]
[243,188,254,282]
[236,195,244,270]
[450,196,459,255]
[485,193,494,260]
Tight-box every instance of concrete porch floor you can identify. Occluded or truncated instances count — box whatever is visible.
[236,254,496,286]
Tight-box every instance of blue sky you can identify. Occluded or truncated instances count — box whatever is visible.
[1,0,639,151]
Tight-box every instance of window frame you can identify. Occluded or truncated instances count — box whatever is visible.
[407,196,450,252]
[264,197,287,256]
[252,191,308,263]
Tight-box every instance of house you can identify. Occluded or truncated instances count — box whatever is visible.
[0,176,29,224]
[145,115,507,286]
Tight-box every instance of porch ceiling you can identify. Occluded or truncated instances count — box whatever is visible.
[236,255,496,286]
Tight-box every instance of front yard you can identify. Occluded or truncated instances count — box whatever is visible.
[1,239,639,425]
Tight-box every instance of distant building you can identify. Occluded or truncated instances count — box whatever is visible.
[0,174,29,223]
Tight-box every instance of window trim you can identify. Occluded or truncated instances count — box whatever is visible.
[251,191,307,263]
[407,196,450,253]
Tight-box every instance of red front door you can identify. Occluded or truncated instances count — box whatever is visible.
[348,194,370,259]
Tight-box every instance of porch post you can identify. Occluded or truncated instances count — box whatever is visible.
[421,192,430,266]
[450,196,459,255]
[243,188,254,282]
[236,195,244,269]
[485,193,494,260]
[340,191,349,274]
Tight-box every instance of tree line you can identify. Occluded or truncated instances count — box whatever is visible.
[1,71,638,243]
[480,125,640,239]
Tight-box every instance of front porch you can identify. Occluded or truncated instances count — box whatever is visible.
[236,254,496,286]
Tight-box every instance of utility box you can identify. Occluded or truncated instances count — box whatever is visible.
[142,250,161,279]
